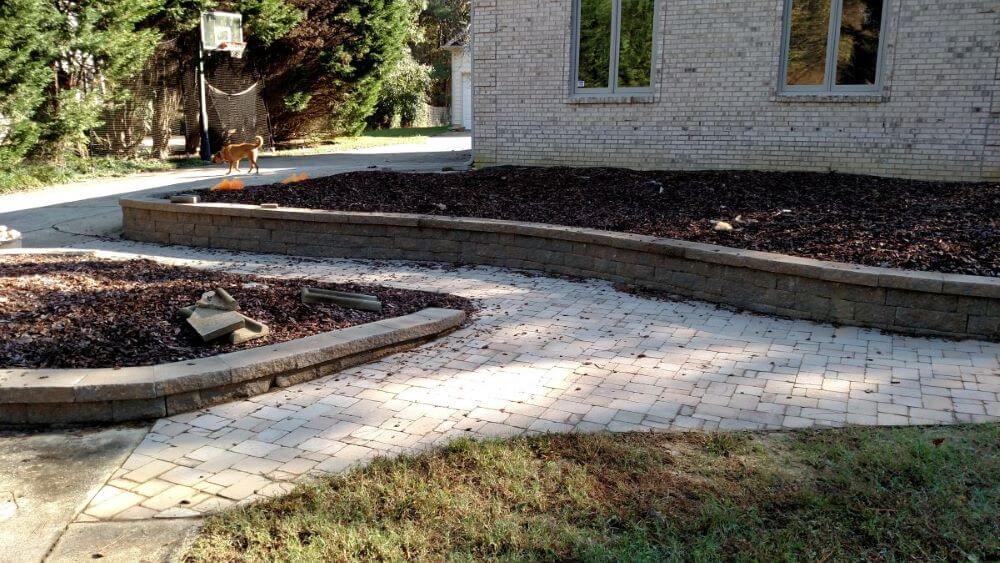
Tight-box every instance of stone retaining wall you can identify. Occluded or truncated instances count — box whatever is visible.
[121,198,1000,341]
[0,305,466,426]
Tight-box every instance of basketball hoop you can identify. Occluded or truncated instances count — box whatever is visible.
[219,41,247,59]
[197,11,255,161]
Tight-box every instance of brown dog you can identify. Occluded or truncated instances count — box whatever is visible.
[212,136,263,175]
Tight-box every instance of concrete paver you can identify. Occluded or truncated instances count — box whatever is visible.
[54,244,999,522]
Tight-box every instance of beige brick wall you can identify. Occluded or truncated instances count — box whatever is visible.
[471,0,1000,181]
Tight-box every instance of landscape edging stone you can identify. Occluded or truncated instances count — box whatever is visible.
[0,250,466,426]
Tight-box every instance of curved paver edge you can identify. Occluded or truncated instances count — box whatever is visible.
[0,248,466,425]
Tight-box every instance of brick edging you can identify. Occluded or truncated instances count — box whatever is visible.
[120,198,1000,341]
[0,279,466,426]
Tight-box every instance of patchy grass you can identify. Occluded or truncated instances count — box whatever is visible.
[0,156,205,195]
[271,126,450,156]
[188,425,999,562]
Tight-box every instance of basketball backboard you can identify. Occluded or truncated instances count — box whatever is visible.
[200,11,244,52]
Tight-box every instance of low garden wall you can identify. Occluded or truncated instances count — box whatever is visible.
[0,307,465,426]
[121,197,1000,341]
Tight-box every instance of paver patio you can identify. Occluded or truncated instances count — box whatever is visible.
[57,242,1000,521]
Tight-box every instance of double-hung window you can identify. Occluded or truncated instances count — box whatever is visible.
[780,0,888,93]
[573,0,656,95]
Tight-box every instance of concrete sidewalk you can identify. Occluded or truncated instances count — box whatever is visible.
[0,134,471,248]
[0,426,153,562]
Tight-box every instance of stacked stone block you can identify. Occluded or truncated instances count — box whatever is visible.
[122,199,1000,341]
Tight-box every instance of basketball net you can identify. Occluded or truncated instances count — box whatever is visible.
[206,81,259,144]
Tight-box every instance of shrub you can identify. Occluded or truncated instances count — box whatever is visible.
[369,49,433,129]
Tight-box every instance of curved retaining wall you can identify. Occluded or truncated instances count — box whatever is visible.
[121,197,1000,341]
[0,303,465,426]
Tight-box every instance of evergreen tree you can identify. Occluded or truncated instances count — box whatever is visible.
[260,0,422,139]
[0,0,164,162]
[44,0,163,158]
[369,47,432,128]
[0,0,59,166]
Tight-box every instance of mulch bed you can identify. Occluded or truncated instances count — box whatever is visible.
[197,167,1000,277]
[0,255,472,369]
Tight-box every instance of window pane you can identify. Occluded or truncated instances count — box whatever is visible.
[577,0,613,89]
[786,0,832,86]
[836,0,883,85]
[617,0,654,88]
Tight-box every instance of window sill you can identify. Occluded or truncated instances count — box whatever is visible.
[566,94,657,105]
[772,92,888,104]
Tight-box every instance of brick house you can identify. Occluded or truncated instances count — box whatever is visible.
[470,0,999,181]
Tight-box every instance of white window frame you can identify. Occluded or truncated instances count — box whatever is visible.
[778,0,890,94]
[571,0,657,96]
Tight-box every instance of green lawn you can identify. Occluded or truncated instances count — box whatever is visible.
[269,126,451,156]
[188,424,999,562]
[0,155,205,196]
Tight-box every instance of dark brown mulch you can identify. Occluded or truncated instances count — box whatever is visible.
[196,167,1000,277]
[0,255,473,369]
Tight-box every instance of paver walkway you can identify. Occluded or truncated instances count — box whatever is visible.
[71,243,1000,522]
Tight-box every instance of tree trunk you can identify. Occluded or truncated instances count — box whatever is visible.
[151,86,180,159]
[182,67,202,156]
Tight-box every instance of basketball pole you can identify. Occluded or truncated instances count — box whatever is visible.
[197,46,211,161]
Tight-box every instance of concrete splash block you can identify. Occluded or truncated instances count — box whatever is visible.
[186,308,245,342]
[229,315,270,345]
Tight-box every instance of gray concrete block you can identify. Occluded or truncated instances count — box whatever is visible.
[893,307,966,334]
[886,289,958,312]
[0,404,28,424]
[229,315,270,345]
[112,398,167,421]
[967,316,1000,338]
[854,303,895,325]
[301,287,382,312]
[186,308,245,342]
[26,402,114,424]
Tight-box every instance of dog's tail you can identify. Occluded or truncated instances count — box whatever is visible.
[252,135,264,148]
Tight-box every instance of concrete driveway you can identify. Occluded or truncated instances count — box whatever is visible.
[0,133,469,562]
[0,133,471,248]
